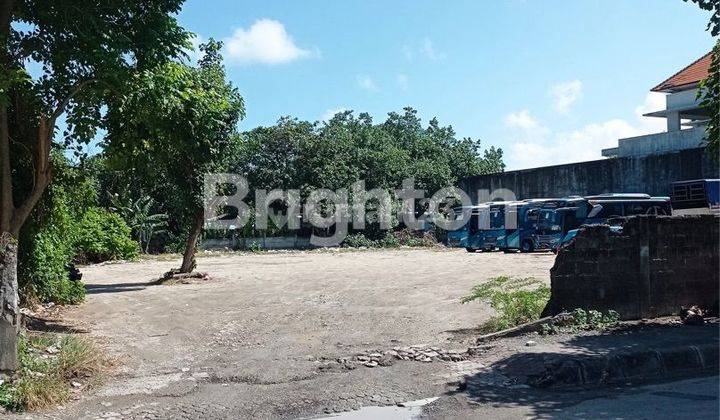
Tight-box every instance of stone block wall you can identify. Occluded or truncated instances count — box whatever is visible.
[543,215,720,320]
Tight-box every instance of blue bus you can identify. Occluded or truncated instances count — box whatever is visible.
[554,195,672,252]
[500,197,593,252]
[446,205,486,251]
[447,202,517,252]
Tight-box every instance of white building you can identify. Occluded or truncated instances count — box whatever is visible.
[602,52,713,158]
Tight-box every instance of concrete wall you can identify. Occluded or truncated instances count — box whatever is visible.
[606,127,706,158]
[202,236,312,250]
[460,147,718,202]
[543,215,720,320]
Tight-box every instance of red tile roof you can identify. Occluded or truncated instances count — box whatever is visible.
[651,52,713,92]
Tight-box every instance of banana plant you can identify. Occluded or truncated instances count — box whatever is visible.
[110,194,168,253]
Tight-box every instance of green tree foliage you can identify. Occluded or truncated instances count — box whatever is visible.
[1,0,189,370]
[684,0,720,160]
[17,154,138,304]
[237,107,504,195]
[702,41,720,161]
[104,39,245,273]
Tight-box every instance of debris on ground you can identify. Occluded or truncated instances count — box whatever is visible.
[156,269,211,285]
[680,305,705,325]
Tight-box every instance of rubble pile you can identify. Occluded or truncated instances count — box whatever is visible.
[353,345,467,367]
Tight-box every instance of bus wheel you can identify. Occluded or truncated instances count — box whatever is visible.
[465,247,477,253]
[520,240,534,253]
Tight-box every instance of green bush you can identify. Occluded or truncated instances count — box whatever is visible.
[18,185,85,305]
[342,233,378,248]
[378,231,400,248]
[74,208,139,264]
[461,276,551,333]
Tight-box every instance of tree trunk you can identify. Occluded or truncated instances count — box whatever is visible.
[0,233,18,372]
[179,208,204,273]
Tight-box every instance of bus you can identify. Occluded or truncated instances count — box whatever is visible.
[446,205,487,251]
[501,197,593,252]
[553,195,672,252]
[447,202,517,252]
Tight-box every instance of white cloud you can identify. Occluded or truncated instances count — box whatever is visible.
[396,73,408,90]
[503,92,668,170]
[223,19,312,65]
[549,80,583,113]
[504,109,542,131]
[402,38,445,61]
[402,45,414,60]
[321,107,348,122]
[421,38,445,61]
[356,74,378,91]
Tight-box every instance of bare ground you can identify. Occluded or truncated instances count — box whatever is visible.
[26,248,556,419]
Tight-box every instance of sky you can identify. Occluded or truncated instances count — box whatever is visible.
[129,1,719,170]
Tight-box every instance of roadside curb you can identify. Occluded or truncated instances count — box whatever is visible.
[528,342,719,389]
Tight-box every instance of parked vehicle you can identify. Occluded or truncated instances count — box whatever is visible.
[447,202,516,252]
[501,197,593,252]
[670,179,720,216]
[446,205,487,251]
[553,195,672,252]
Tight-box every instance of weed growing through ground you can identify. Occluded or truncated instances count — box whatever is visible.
[0,333,105,412]
[541,308,620,335]
[461,276,551,333]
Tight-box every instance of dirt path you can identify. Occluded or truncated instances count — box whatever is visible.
[38,249,555,419]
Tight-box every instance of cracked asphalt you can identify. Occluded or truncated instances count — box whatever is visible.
[25,249,556,419]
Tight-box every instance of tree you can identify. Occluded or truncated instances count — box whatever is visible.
[104,40,245,275]
[685,0,720,160]
[0,0,188,371]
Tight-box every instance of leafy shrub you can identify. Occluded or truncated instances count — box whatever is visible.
[74,208,139,263]
[461,276,551,333]
[378,231,400,248]
[342,233,378,248]
[541,308,620,335]
[18,185,85,305]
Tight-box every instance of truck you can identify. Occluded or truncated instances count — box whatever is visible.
[670,179,720,216]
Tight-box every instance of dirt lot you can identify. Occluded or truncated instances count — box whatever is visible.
[33,248,556,419]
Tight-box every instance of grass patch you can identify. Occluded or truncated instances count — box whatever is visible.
[0,332,105,412]
[461,276,551,333]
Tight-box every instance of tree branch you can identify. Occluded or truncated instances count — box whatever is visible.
[0,105,11,233]
[9,116,51,236]
[49,79,95,125]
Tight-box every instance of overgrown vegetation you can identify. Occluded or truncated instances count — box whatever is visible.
[0,333,105,412]
[17,155,138,305]
[541,308,620,335]
[341,229,438,249]
[461,276,551,333]
[74,208,139,264]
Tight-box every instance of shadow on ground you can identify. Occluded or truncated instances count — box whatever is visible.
[455,321,720,418]
[85,280,158,295]
[24,313,89,334]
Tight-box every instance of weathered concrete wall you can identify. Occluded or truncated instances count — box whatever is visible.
[202,236,312,250]
[460,147,719,201]
[543,215,720,320]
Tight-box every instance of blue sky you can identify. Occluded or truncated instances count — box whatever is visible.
[182,1,711,169]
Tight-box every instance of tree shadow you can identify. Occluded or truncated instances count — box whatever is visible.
[23,313,89,334]
[84,280,158,295]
